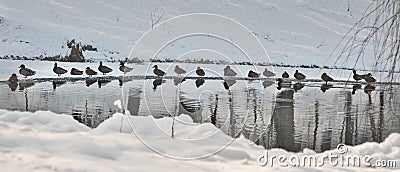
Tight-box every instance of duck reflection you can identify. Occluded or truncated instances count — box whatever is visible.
[195,79,205,88]
[223,79,236,90]
[277,78,291,90]
[52,80,66,90]
[153,79,165,90]
[85,79,97,87]
[98,79,111,88]
[364,84,375,95]
[271,89,296,151]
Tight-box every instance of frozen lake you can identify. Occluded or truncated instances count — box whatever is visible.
[0,60,399,153]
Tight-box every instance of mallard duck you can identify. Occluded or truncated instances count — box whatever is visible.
[153,65,166,77]
[352,70,363,82]
[85,67,97,77]
[196,67,205,76]
[224,66,237,76]
[282,71,289,78]
[321,73,333,84]
[98,61,113,75]
[70,68,83,75]
[363,73,376,83]
[174,65,186,76]
[8,73,18,83]
[248,70,260,78]
[18,64,36,78]
[53,63,68,77]
[119,61,133,74]
[263,68,275,77]
[294,70,306,83]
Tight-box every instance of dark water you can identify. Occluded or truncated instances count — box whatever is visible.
[1,78,399,153]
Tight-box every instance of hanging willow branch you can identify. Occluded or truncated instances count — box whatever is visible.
[332,0,400,84]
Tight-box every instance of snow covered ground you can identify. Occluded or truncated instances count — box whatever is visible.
[0,0,372,67]
[0,109,398,171]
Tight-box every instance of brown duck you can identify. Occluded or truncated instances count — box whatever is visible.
[18,64,36,78]
[53,63,68,77]
[321,73,333,84]
[153,65,166,77]
[85,67,97,77]
[196,67,205,76]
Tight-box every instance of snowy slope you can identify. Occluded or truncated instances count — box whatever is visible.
[0,0,370,66]
[0,109,399,171]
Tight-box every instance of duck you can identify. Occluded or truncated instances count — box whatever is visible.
[320,84,332,93]
[153,65,166,77]
[196,67,205,76]
[85,67,97,77]
[294,70,306,83]
[262,80,274,88]
[119,61,133,74]
[70,68,83,75]
[53,63,68,77]
[98,61,113,75]
[321,73,334,84]
[282,71,289,78]
[263,68,275,77]
[248,70,260,78]
[352,69,363,82]
[276,78,291,90]
[18,64,36,78]
[363,73,376,84]
[293,83,305,92]
[224,66,237,76]
[174,65,186,76]
[8,73,18,83]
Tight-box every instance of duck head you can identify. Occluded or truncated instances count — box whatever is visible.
[153,65,158,69]
[18,64,25,68]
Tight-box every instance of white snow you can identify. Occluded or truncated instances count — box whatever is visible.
[0,0,372,67]
[0,109,398,171]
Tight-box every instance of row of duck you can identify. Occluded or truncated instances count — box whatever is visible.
[8,60,377,86]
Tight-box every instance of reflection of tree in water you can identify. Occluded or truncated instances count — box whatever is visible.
[270,89,297,152]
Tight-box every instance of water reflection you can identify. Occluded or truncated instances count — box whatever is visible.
[0,78,399,153]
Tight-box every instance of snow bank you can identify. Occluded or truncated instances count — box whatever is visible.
[0,109,398,171]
